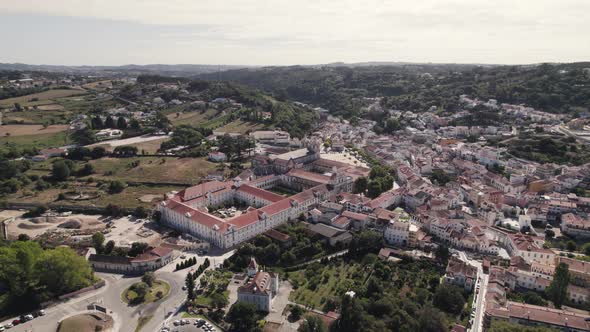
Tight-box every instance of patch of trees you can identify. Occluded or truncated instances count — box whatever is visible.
[365,165,395,198]
[429,169,455,186]
[226,302,261,332]
[0,241,95,315]
[199,63,590,122]
[348,231,384,257]
[71,127,96,145]
[176,256,198,271]
[112,145,138,157]
[0,158,32,195]
[224,224,334,270]
[184,258,210,300]
[217,134,255,161]
[546,262,569,308]
[66,146,107,160]
[507,135,590,165]
[160,125,211,151]
[321,256,448,332]
[432,284,466,315]
[90,116,129,130]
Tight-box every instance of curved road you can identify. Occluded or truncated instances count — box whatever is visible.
[2,250,235,332]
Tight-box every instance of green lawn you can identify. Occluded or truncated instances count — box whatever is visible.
[122,280,170,304]
[194,290,230,307]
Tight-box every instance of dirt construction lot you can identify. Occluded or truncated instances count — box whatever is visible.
[104,216,163,247]
[5,213,107,240]
[57,313,114,332]
[0,124,69,136]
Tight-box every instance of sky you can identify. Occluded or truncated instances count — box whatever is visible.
[0,0,589,66]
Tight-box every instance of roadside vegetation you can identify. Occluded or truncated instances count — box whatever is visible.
[0,240,96,316]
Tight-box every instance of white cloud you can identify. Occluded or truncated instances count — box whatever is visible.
[0,0,588,65]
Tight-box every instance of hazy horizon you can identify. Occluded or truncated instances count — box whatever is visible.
[1,0,589,66]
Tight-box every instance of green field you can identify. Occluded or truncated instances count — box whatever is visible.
[89,156,217,184]
[0,131,69,150]
[0,89,88,107]
[3,94,122,125]
[216,119,271,134]
[168,109,222,126]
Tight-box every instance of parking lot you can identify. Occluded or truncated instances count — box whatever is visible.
[163,318,220,332]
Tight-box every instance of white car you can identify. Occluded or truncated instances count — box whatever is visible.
[173,320,180,326]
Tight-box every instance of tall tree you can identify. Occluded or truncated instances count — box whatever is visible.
[52,160,70,180]
[92,232,105,254]
[352,177,368,194]
[331,294,364,332]
[546,263,569,308]
[185,273,195,300]
[141,272,155,287]
[226,302,259,332]
[105,116,116,128]
[299,315,327,332]
[117,116,127,129]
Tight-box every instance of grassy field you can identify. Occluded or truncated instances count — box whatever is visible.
[0,130,69,150]
[0,124,68,136]
[0,89,87,107]
[6,181,184,208]
[89,156,217,184]
[82,80,113,90]
[3,95,121,125]
[123,280,170,304]
[216,119,271,134]
[168,109,222,126]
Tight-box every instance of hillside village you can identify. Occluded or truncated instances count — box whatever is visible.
[0,64,590,332]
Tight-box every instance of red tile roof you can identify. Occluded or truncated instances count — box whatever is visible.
[286,168,331,184]
[237,184,284,203]
[264,229,291,242]
[181,181,227,201]
[259,199,294,216]
[228,210,261,229]
[238,271,277,295]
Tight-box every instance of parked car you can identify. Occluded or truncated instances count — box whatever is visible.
[4,323,13,329]
[11,320,20,326]
[173,320,180,326]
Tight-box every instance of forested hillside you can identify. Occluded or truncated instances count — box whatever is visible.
[198,63,590,118]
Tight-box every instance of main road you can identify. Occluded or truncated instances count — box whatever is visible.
[455,250,488,332]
